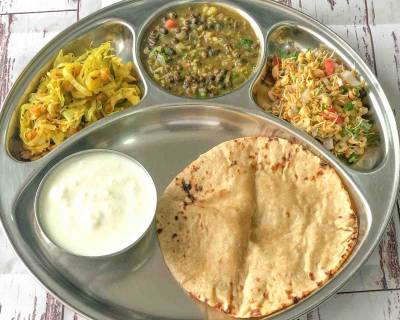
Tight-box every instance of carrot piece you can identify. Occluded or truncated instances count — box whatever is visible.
[30,105,43,119]
[165,19,177,29]
[26,130,37,141]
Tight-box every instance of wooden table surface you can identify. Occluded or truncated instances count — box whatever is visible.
[0,0,399,319]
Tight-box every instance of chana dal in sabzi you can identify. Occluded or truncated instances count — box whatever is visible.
[142,4,260,98]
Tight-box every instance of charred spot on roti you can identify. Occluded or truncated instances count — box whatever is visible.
[320,160,329,167]
[157,228,163,234]
[181,180,192,192]
[250,309,261,317]
[229,160,238,167]
[309,272,315,281]
[181,180,196,204]
[271,162,285,171]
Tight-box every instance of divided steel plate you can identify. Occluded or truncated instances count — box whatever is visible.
[0,1,398,319]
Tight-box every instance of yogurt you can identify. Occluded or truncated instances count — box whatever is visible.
[36,150,157,257]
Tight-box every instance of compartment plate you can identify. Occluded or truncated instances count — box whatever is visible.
[0,1,398,320]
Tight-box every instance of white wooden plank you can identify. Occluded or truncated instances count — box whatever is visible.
[0,14,12,106]
[0,11,77,106]
[0,230,28,274]
[78,0,114,19]
[366,0,400,26]
[0,0,77,14]
[277,0,365,26]
[369,24,400,122]
[319,290,400,320]
[327,24,376,71]
[0,274,63,320]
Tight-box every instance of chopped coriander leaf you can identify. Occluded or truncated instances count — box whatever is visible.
[164,47,175,56]
[239,38,254,51]
[348,153,359,163]
[215,22,224,30]
[349,127,360,137]
[359,119,372,131]
[156,53,168,64]
[344,102,353,111]
[195,90,207,98]
[315,84,325,95]
[277,48,299,60]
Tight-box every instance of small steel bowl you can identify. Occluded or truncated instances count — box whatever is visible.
[34,149,158,258]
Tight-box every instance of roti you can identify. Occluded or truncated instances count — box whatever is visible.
[156,136,358,318]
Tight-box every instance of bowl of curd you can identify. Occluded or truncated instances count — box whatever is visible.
[34,149,157,257]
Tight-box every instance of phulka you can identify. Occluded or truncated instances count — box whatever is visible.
[156,136,357,318]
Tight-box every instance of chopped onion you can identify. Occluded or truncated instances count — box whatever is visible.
[341,70,361,86]
[300,88,311,103]
[321,77,330,86]
[323,137,334,150]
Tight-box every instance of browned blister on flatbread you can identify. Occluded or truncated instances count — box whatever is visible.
[156,137,358,318]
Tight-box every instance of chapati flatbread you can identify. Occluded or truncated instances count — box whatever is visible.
[156,137,358,318]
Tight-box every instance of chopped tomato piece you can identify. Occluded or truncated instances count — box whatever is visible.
[324,58,335,76]
[165,19,177,29]
[272,55,281,66]
[335,115,344,124]
[320,107,344,124]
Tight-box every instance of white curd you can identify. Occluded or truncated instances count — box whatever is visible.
[37,151,157,257]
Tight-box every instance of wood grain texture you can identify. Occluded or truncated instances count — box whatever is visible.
[0,0,77,15]
[0,10,77,106]
[0,0,400,319]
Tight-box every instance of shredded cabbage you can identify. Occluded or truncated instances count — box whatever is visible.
[19,42,141,160]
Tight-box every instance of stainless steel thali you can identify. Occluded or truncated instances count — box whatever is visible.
[0,0,399,319]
